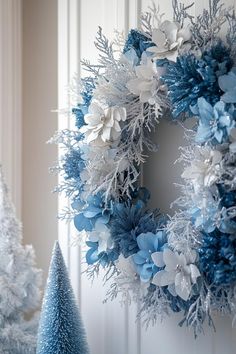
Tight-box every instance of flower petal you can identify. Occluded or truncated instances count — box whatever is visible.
[74,213,94,232]
[137,232,156,252]
[198,97,213,123]
[133,252,146,265]
[175,273,191,301]
[116,255,136,276]
[152,269,175,286]
[84,113,102,126]
[178,26,192,42]
[126,78,142,95]
[168,283,177,297]
[151,251,165,267]
[101,126,111,142]
[136,64,154,80]
[86,130,100,143]
[190,264,200,283]
[218,72,236,92]
[221,89,236,103]
[160,20,178,43]
[163,248,178,270]
[140,91,151,103]
[151,28,166,47]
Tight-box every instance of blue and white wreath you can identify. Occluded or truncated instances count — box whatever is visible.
[52,0,236,335]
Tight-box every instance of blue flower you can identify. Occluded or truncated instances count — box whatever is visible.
[217,184,236,234]
[186,191,220,233]
[162,42,233,118]
[86,241,118,267]
[110,199,161,258]
[132,231,167,282]
[199,229,236,286]
[73,193,112,232]
[72,77,95,129]
[123,29,153,59]
[189,205,218,233]
[219,68,236,103]
[194,97,236,144]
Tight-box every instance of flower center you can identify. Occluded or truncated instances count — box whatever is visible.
[176,264,182,272]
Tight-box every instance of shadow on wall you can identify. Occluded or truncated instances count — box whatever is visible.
[144,116,196,215]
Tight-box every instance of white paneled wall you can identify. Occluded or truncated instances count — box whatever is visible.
[58,1,236,354]
[22,0,58,283]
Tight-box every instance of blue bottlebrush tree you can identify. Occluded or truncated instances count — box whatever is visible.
[37,242,90,354]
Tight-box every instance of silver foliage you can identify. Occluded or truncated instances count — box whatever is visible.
[0,166,42,353]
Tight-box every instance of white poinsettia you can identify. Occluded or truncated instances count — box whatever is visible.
[88,221,114,254]
[115,255,149,292]
[116,255,137,278]
[152,248,200,301]
[126,57,165,105]
[182,147,223,191]
[81,102,126,145]
[147,20,192,62]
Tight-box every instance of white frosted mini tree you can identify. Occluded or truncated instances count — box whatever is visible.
[0,166,42,354]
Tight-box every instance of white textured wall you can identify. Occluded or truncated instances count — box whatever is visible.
[22,0,58,282]
[15,0,236,353]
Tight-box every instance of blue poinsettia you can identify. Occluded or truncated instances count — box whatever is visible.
[110,199,161,258]
[123,29,153,59]
[73,193,112,232]
[218,68,236,103]
[86,241,118,266]
[193,97,236,144]
[187,191,220,233]
[132,231,167,282]
[189,205,218,233]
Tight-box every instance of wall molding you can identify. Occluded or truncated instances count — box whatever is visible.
[0,0,22,217]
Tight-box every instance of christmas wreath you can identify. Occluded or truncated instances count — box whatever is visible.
[52,0,236,336]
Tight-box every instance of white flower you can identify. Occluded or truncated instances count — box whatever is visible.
[115,255,149,293]
[126,57,165,104]
[152,248,200,301]
[116,255,137,278]
[147,20,192,62]
[81,102,126,145]
[88,222,114,254]
[182,147,222,191]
